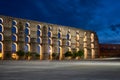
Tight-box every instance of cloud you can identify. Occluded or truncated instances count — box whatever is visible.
[1,0,120,44]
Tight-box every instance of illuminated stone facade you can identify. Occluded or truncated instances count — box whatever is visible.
[0,15,99,60]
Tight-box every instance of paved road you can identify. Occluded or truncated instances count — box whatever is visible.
[0,60,120,80]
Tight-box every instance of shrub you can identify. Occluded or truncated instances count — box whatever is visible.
[73,50,84,57]
[64,51,73,57]
[16,50,25,57]
[26,52,32,57]
[77,50,84,57]
[6,53,11,59]
[52,53,57,57]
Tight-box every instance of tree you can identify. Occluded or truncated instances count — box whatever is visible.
[16,50,25,59]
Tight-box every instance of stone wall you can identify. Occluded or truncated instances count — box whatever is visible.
[0,15,99,60]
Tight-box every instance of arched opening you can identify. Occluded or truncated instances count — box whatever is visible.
[37,24,41,29]
[84,48,87,59]
[0,33,3,41]
[12,43,17,53]
[67,33,71,40]
[48,27,52,31]
[0,24,3,32]
[25,22,30,27]
[0,42,3,53]
[91,33,94,42]
[58,28,61,32]
[48,31,52,37]
[37,45,41,54]
[68,47,71,52]
[0,18,3,24]
[58,32,62,38]
[37,30,41,36]
[91,44,94,48]
[48,38,52,45]
[24,44,30,52]
[0,42,3,59]
[76,34,79,41]
[12,20,17,25]
[76,42,79,47]
[37,45,42,60]
[37,37,41,44]
[67,41,71,46]
[84,43,87,47]
[59,47,62,60]
[12,26,18,34]
[58,40,62,46]
[25,36,30,43]
[49,46,52,55]
[25,27,30,35]
[12,34,18,42]
[76,48,79,52]
[91,49,95,59]
[48,46,52,60]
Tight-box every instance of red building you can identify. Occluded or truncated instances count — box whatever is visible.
[99,44,120,57]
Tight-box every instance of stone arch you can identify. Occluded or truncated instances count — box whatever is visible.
[58,32,62,38]
[76,42,79,47]
[58,28,61,32]
[59,47,62,60]
[37,30,42,36]
[84,48,87,59]
[91,33,94,42]
[37,24,41,29]
[25,22,30,27]
[12,34,18,42]
[48,38,52,45]
[12,26,18,34]
[67,33,71,40]
[0,24,4,32]
[37,45,41,55]
[25,36,30,43]
[49,46,52,55]
[12,43,17,53]
[24,44,30,52]
[83,32,87,41]
[48,31,52,37]
[58,40,62,46]
[91,43,94,48]
[76,48,79,52]
[48,26,52,31]
[37,37,42,44]
[0,18,3,23]
[0,33,3,41]
[67,41,71,46]
[76,34,79,41]
[12,20,17,25]
[25,27,30,35]
[0,42,3,53]
[68,47,71,51]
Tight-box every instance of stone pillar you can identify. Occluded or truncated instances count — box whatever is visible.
[83,32,87,59]
[42,26,49,60]
[4,27,12,59]
[91,33,95,59]
[31,38,37,53]
[91,48,95,59]
[18,22,25,51]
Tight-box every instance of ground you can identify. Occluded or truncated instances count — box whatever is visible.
[0,59,120,80]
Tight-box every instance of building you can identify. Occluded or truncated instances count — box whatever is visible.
[0,15,99,60]
[99,44,120,57]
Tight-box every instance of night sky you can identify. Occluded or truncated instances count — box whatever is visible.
[0,0,120,44]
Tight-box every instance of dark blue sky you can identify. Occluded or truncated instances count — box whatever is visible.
[0,0,120,44]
